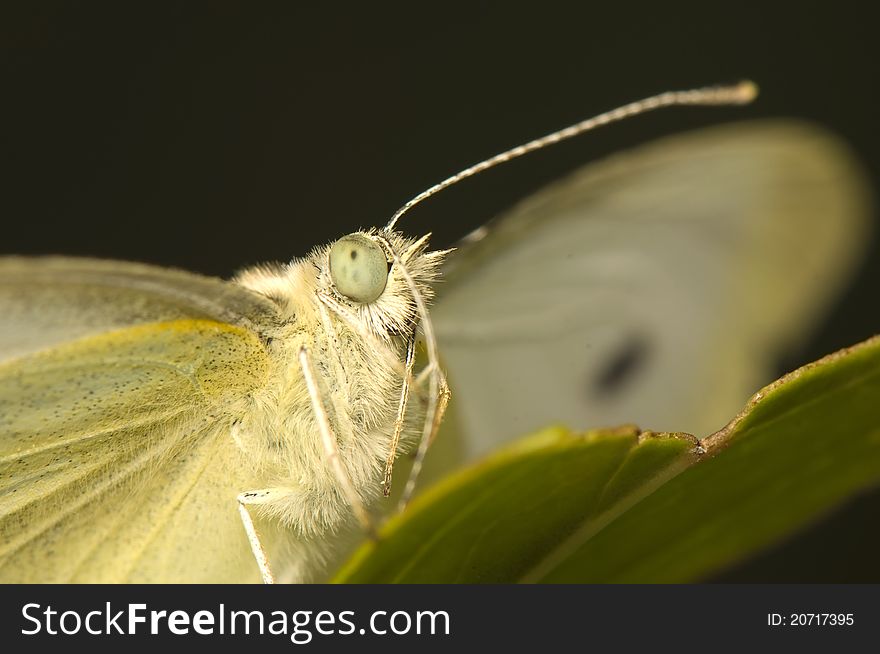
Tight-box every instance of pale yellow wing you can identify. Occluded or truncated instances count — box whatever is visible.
[0,256,281,582]
[434,120,872,457]
[0,319,272,582]
[0,256,278,360]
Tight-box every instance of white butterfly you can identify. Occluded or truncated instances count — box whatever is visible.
[0,83,870,583]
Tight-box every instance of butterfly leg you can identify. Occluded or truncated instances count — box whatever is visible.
[382,335,417,496]
[398,365,450,511]
[236,490,277,584]
[298,346,378,541]
[413,363,451,446]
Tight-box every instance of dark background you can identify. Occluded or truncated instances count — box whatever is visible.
[2,2,878,581]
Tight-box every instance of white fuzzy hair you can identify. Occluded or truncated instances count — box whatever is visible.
[230,229,446,577]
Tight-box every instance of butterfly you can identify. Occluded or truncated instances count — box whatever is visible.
[0,83,870,582]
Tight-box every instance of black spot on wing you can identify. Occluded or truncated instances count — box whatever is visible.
[590,334,651,398]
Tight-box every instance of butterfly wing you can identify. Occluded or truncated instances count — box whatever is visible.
[0,256,278,359]
[0,258,279,582]
[433,120,872,457]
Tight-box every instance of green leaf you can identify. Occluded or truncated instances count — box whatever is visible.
[333,336,880,583]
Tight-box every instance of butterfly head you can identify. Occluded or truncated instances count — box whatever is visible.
[317,228,449,338]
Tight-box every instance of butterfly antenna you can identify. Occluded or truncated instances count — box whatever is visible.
[383,80,758,231]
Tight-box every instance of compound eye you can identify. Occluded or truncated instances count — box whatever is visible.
[329,234,389,303]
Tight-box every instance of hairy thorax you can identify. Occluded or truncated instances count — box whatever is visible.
[230,251,420,539]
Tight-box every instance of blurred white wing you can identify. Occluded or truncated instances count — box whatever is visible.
[433,120,872,457]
